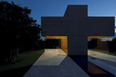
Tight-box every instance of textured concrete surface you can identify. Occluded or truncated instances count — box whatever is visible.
[24,49,89,77]
[34,49,66,65]
[88,50,116,63]
[88,50,116,76]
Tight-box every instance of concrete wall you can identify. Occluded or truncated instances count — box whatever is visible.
[87,17,115,36]
[68,36,88,55]
[41,17,67,36]
[41,5,114,56]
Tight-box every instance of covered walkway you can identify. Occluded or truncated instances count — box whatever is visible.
[24,49,89,77]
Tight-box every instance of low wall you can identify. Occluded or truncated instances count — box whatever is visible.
[88,56,116,77]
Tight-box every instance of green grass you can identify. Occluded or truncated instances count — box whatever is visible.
[0,49,44,77]
[89,49,109,54]
[89,49,116,56]
[109,52,116,56]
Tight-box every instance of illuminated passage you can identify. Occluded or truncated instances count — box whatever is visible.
[33,49,66,65]
[45,36,68,54]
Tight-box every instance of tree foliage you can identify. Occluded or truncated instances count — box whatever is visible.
[0,1,40,64]
[88,39,97,49]
[109,38,116,52]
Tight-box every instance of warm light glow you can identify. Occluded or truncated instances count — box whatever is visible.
[88,36,107,39]
[44,36,68,54]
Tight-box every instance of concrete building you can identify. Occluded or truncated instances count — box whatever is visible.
[41,5,115,56]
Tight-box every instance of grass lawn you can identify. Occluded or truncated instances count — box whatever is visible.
[0,49,44,77]
[109,52,116,56]
[89,49,109,54]
[89,49,116,56]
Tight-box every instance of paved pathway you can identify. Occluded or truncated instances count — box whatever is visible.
[88,50,116,76]
[24,49,89,77]
[88,50,116,63]
[34,49,66,65]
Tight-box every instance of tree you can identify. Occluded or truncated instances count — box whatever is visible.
[88,39,97,49]
[109,38,116,52]
[0,1,40,64]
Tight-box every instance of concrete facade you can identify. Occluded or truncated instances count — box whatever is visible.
[41,5,115,56]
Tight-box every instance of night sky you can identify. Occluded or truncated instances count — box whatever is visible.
[6,0,116,26]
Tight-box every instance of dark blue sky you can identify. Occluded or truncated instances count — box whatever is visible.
[7,0,116,26]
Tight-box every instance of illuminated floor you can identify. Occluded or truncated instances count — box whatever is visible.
[34,49,66,65]
[24,49,89,77]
